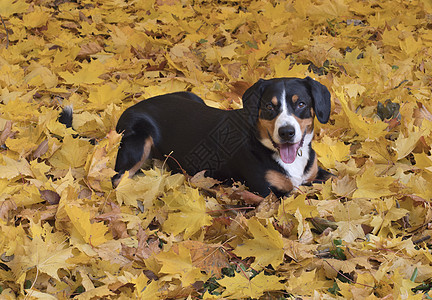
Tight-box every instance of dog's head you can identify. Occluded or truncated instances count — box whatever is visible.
[242,77,331,164]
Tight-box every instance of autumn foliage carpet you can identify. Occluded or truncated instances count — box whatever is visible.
[1,0,432,299]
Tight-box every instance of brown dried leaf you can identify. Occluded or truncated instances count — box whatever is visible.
[77,42,103,59]
[39,189,60,205]
[180,240,229,278]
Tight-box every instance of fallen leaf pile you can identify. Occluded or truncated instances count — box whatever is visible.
[1,0,432,298]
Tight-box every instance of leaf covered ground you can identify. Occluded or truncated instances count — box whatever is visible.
[1,0,432,298]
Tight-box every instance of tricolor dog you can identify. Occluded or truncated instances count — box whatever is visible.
[111,77,332,197]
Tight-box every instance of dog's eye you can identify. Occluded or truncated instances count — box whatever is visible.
[298,101,306,108]
[265,103,274,111]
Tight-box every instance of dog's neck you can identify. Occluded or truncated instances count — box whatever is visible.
[272,130,314,188]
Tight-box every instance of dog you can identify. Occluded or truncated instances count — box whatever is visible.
[111,77,332,197]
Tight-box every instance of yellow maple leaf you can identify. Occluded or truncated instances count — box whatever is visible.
[219,43,240,59]
[343,82,366,101]
[59,60,106,85]
[11,184,44,206]
[413,152,432,169]
[335,220,366,243]
[336,90,388,140]
[84,131,120,192]
[71,111,107,138]
[332,200,363,221]
[370,198,409,235]
[308,0,349,19]
[332,175,356,197]
[115,169,180,208]
[274,62,309,78]
[322,258,357,278]
[0,0,28,18]
[143,79,189,98]
[115,173,144,207]
[382,29,400,47]
[278,194,318,219]
[53,47,81,67]
[5,135,38,157]
[294,208,314,244]
[73,285,115,299]
[285,269,327,295]
[284,239,317,262]
[65,205,109,247]
[50,135,92,169]
[162,187,212,239]
[400,35,423,57]
[250,41,274,61]
[342,83,366,107]
[358,138,396,164]
[218,271,284,299]
[22,7,50,28]
[233,217,284,270]
[24,63,58,89]
[22,290,58,299]
[156,244,204,287]
[353,163,394,198]
[132,273,161,299]
[46,117,76,138]
[85,148,116,192]
[0,155,33,179]
[393,125,423,160]
[87,81,129,110]
[406,175,432,200]
[313,135,350,169]
[8,223,73,282]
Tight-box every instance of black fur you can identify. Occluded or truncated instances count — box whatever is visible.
[58,106,73,128]
[306,76,331,124]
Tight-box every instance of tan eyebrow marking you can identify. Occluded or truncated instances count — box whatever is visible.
[271,96,278,105]
[292,95,299,103]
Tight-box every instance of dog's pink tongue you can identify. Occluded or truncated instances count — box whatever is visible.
[279,142,301,164]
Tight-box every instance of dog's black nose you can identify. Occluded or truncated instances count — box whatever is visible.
[278,126,295,141]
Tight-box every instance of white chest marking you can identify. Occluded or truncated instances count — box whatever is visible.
[273,131,314,188]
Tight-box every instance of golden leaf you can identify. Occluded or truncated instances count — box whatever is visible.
[0,0,28,18]
[0,155,33,179]
[393,125,423,160]
[163,187,212,239]
[233,217,284,270]
[218,271,284,299]
[313,135,350,169]
[65,205,109,247]
[155,244,204,287]
[22,8,50,28]
[59,60,106,85]
[8,224,73,282]
[336,90,388,140]
[353,163,394,199]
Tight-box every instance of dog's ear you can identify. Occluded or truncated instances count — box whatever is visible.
[306,76,331,124]
[242,79,268,122]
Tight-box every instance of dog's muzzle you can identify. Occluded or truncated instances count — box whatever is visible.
[269,128,304,164]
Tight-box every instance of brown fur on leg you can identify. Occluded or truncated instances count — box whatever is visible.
[265,170,294,193]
